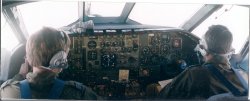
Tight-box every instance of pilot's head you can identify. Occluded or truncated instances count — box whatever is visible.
[204,25,233,54]
[198,25,234,62]
[26,27,70,72]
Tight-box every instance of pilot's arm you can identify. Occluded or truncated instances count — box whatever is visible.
[158,68,192,99]
[158,67,210,99]
[62,81,103,100]
[12,60,31,81]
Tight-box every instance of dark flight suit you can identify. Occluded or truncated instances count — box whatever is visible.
[0,72,102,100]
[158,62,246,99]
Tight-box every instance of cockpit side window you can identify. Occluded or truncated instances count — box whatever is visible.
[192,5,249,54]
[1,12,20,81]
[1,12,20,51]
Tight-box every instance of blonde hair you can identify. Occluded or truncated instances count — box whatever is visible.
[26,27,70,67]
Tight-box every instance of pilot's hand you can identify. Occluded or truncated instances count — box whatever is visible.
[19,59,31,78]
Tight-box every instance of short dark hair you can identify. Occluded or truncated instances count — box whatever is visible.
[26,27,70,67]
[204,25,233,54]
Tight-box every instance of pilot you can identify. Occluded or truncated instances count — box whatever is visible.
[158,25,247,99]
[0,27,102,100]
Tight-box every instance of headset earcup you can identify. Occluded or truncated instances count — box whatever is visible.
[49,51,68,69]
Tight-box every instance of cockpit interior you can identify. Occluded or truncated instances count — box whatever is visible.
[1,0,249,100]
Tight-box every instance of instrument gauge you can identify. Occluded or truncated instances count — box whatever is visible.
[151,46,159,54]
[142,46,150,55]
[161,44,170,55]
[112,41,119,47]
[88,41,97,49]
[88,50,98,60]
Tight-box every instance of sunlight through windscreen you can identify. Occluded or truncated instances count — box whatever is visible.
[17,1,78,35]
[86,2,125,17]
[129,3,203,28]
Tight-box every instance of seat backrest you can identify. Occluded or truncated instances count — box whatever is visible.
[8,43,26,79]
[207,93,248,101]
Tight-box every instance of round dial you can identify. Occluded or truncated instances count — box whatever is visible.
[101,54,117,68]
[161,44,170,55]
[151,46,159,54]
[151,35,160,45]
[112,41,119,47]
[142,46,150,55]
[88,41,97,49]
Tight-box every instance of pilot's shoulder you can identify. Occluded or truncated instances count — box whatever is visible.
[0,79,19,90]
[185,65,209,73]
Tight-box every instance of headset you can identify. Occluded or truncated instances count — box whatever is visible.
[47,31,69,69]
[194,38,235,59]
[48,51,68,69]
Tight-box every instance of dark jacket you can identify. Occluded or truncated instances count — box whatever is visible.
[158,61,246,99]
[0,72,102,100]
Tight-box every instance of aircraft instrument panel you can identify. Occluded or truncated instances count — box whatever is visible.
[59,29,200,99]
